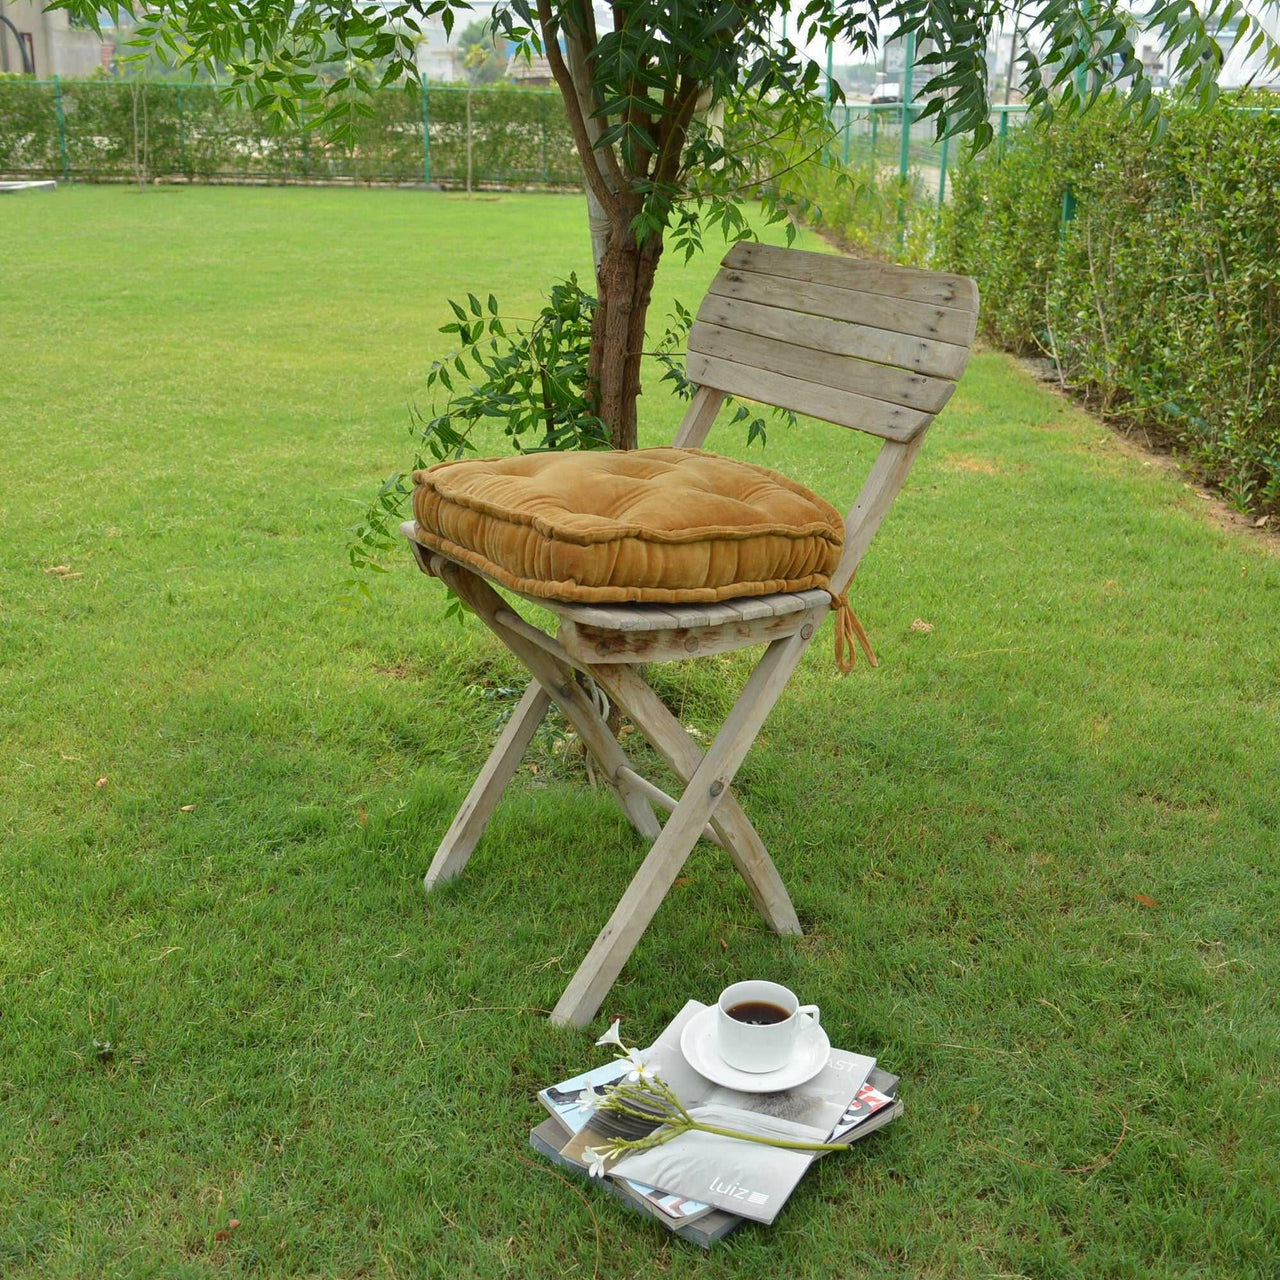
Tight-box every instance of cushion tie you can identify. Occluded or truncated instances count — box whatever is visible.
[828,586,877,674]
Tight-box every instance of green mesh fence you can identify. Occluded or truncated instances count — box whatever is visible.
[826,103,1032,204]
[0,79,581,186]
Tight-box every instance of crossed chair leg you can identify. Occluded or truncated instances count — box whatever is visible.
[417,549,823,1029]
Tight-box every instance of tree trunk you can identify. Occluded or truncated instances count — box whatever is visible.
[590,226,663,450]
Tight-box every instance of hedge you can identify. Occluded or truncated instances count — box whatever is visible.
[777,154,938,264]
[0,79,581,187]
[938,99,1280,511]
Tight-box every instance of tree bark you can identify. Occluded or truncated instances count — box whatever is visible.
[590,225,663,451]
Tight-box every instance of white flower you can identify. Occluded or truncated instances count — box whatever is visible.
[577,1084,604,1114]
[582,1146,608,1179]
[623,1047,658,1082]
[595,1019,626,1051]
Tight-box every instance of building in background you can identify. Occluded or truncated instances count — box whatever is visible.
[0,0,102,76]
[1213,6,1280,90]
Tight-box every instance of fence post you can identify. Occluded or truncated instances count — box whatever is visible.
[842,104,851,166]
[1061,186,1077,229]
[937,133,949,204]
[177,85,186,177]
[541,95,550,183]
[823,42,834,164]
[1059,3,1089,233]
[898,31,915,185]
[53,76,70,182]
[897,30,916,250]
[870,108,878,162]
[420,83,432,185]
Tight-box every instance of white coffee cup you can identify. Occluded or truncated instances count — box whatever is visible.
[716,980,820,1073]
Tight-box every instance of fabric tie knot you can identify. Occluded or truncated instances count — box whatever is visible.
[828,587,878,675]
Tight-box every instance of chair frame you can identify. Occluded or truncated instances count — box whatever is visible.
[402,244,977,1028]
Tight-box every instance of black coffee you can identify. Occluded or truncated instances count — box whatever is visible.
[726,1000,790,1025]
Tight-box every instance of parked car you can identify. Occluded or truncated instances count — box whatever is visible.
[870,81,903,104]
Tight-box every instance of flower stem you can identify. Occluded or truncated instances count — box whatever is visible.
[689,1121,850,1152]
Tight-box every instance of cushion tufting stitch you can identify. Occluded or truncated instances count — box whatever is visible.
[411,447,844,603]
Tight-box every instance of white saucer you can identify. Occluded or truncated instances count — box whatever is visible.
[679,1004,831,1093]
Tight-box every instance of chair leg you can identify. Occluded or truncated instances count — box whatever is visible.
[433,559,661,843]
[551,626,817,1028]
[424,681,551,890]
[589,663,803,937]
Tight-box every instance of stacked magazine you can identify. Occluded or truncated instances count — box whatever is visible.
[531,1000,902,1246]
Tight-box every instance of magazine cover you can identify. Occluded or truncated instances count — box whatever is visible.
[561,1001,877,1225]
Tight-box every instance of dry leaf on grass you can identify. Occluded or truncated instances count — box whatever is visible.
[909,618,935,633]
[44,564,82,579]
[1133,893,1158,909]
[179,804,196,812]
[1255,515,1271,528]
[213,1219,241,1242]
[95,776,108,788]
[357,807,368,826]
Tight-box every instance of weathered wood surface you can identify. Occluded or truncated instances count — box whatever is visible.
[707,266,977,347]
[695,290,969,383]
[688,317,956,413]
[686,352,931,441]
[724,241,979,312]
[431,555,662,845]
[550,624,817,1027]
[590,662,803,938]
[558,605,821,664]
[423,682,551,890]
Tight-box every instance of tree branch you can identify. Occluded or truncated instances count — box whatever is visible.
[565,0,628,198]
[652,73,702,189]
[536,0,621,218]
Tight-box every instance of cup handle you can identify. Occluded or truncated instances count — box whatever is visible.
[797,1004,820,1026]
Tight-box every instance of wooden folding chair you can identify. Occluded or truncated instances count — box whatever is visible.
[402,243,978,1028]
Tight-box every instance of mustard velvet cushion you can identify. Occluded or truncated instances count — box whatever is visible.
[411,447,844,604]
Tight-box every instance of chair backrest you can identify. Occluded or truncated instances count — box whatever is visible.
[672,243,980,597]
[685,242,978,443]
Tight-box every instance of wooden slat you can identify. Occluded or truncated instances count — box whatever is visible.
[559,604,817,664]
[422,682,551,890]
[688,320,956,414]
[614,766,725,849]
[431,556,663,845]
[552,601,693,632]
[728,595,787,622]
[686,352,931,441]
[725,241,979,312]
[708,267,977,349]
[551,625,817,1027]
[671,385,725,448]
[831,436,925,595]
[696,293,969,382]
[551,588,827,633]
[591,663,802,939]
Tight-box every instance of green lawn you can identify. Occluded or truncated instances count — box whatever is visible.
[3,186,1278,1279]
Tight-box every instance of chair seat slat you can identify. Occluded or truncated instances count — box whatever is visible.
[546,588,828,633]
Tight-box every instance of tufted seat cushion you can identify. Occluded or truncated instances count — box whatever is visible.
[411,447,844,604]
